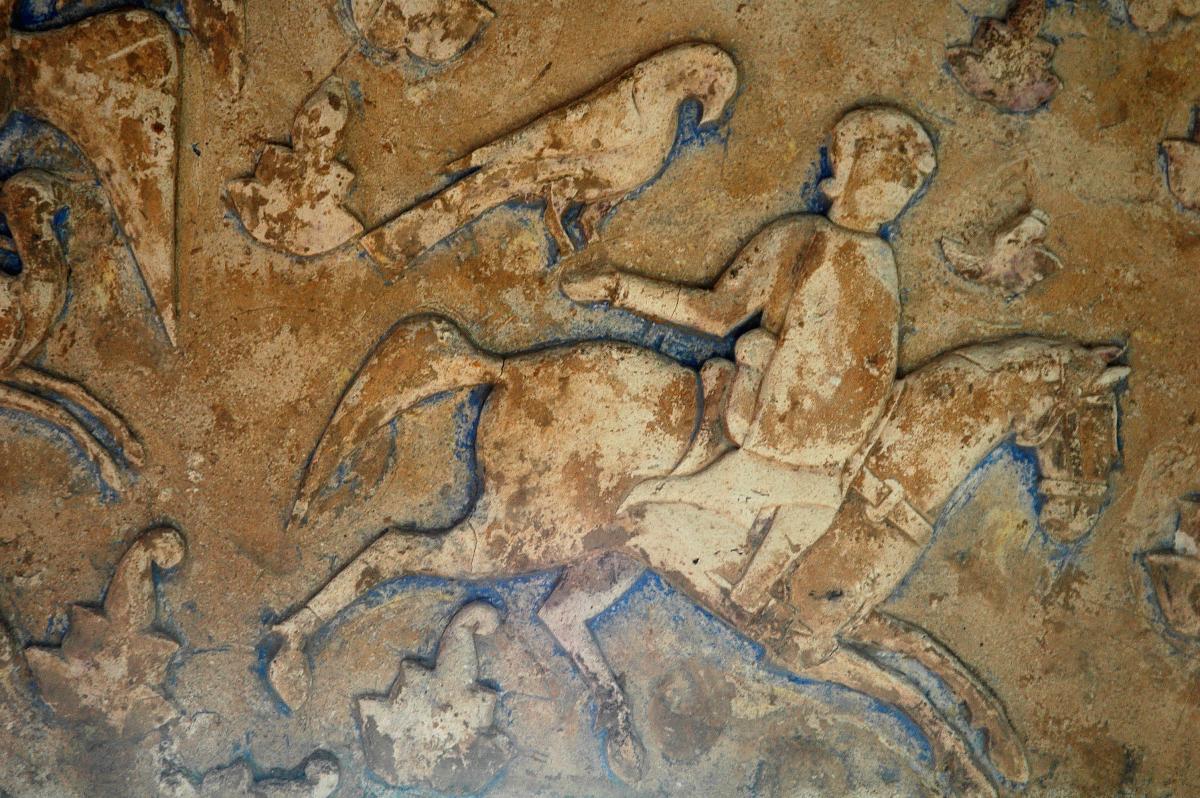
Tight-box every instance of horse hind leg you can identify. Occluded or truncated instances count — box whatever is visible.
[267,521,477,710]
[804,647,998,797]
[536,551,646,784]
[847,611,1029,785]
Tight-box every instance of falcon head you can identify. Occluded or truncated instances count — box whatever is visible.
[649,43,739,127]
[693,44,739,126]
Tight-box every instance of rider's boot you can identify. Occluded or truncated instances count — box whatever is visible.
[728,502,840,613]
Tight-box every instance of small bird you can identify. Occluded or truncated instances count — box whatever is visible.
[361,42,738,270]
[946,0,1061,113]
[940,209,1060,294]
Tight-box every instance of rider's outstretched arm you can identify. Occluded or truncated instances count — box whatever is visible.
[562,216,816,337]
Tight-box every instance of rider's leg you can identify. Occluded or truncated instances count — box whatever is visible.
[722,328,776,445]
[670,358,734,476]
[728,502,839,614]
[537,551,646,782]
[620,447,841,528]
[782,492,932,644]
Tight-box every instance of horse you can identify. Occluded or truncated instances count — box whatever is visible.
[267,315,1126,795]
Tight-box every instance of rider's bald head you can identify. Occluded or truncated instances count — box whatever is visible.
[822,107,936,233]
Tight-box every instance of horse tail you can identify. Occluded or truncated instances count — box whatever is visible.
[290,315,503,527]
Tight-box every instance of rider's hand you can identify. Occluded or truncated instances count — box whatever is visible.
[561,268,621,305]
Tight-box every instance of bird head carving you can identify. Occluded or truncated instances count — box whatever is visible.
[646,43,738,128]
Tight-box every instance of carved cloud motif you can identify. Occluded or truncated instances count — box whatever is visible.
[227,77,364,257]
[356,602,513,794]
[946,0,1061,113]
[25,528,186,739]
[351,0,494,63]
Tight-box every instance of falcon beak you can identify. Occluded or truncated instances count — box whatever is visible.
[699,97,728,126]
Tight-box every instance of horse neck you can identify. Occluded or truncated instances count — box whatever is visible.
[880,355,1057,515]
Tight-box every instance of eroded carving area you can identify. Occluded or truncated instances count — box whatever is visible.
[1,1,1199,796]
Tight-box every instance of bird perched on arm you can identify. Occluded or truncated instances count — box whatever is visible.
[360,42,738,272]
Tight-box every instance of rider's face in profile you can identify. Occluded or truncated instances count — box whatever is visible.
[821,110,936,234]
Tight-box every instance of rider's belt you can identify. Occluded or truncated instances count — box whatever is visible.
[854,468,934,545]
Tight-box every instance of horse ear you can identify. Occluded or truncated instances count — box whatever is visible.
[1090,344,1125,365]
[1092,366,1130,390]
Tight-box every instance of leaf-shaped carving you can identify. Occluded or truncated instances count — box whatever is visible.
[946,0,1061,112]
[356,602,513,794]
[25,527,186,739]
[227,77,363,257]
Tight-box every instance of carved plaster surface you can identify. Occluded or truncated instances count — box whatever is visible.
[2,2,1200,796]
[1128,0,1200,31]
[227,77,363,256]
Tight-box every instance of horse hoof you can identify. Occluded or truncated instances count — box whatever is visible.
[604,729,646,784]
[120,435,146,468]
[267,632,312,710]
[986,734,1030,785]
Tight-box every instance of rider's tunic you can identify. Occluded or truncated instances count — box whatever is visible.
[742,216,899,472]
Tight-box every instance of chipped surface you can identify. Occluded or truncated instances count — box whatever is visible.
[3,1,1200,796]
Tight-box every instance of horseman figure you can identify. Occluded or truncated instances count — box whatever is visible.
[565,106,937,624]
[268,106,1128,795]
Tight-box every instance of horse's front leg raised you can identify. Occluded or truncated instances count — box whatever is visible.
[805,647,998,797]
[847,611,1029,784]
[268,525,474,709]
[536,551,646,784]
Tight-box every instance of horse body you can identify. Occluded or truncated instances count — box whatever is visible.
[271,319,1125,794]
[468,342,699,573]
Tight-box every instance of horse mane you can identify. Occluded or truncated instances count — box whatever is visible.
[923,336,1062,374]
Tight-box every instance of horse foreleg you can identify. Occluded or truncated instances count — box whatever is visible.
[804,647,998,798]
[267,525,475,709]
[536,551,646,783]
[847,611,1029,785]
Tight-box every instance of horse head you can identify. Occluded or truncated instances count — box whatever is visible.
[1008,341,1128,542]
